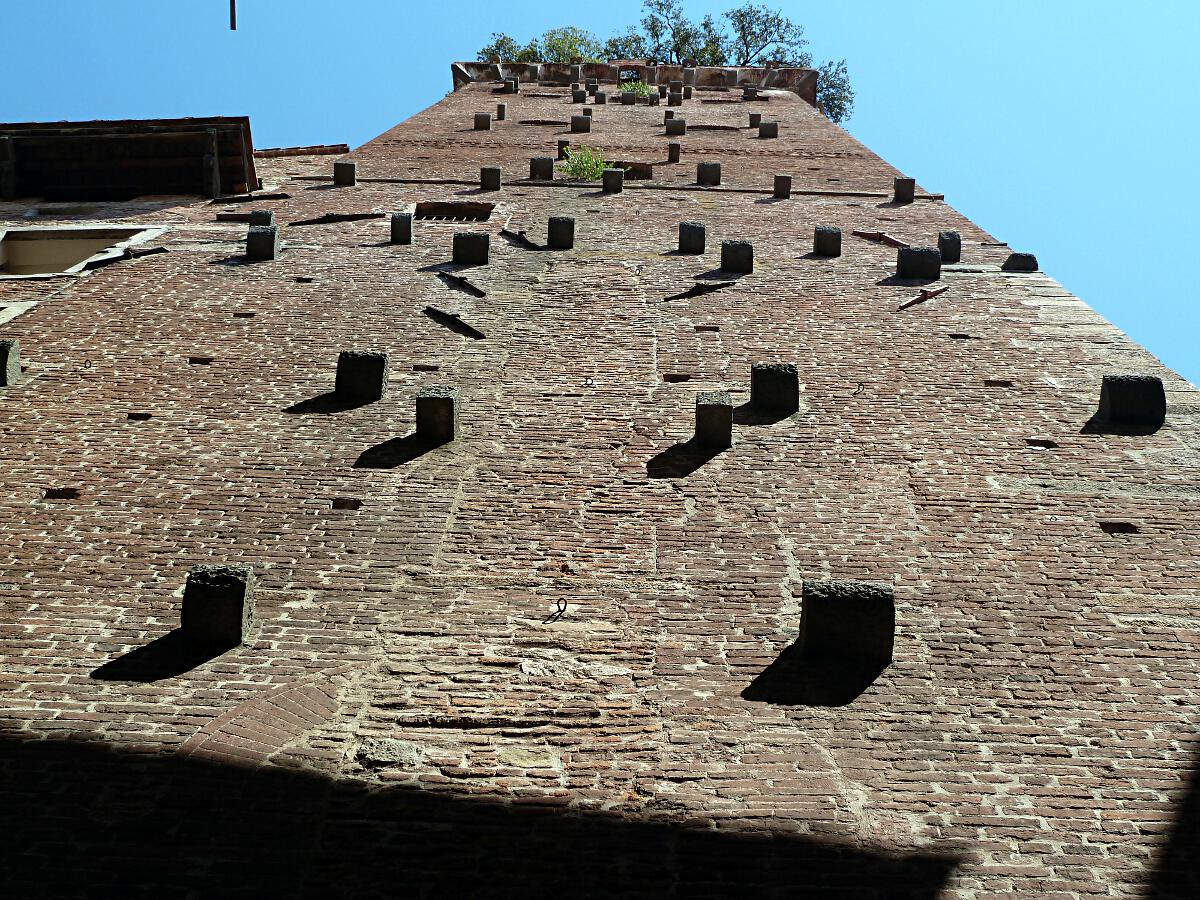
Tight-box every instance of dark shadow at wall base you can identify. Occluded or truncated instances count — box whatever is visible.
[0,736,962,900]
[742,643,888,707]
[1149,739,1200,899]
[90,629,236,682]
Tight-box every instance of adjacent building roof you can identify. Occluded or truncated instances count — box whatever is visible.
[0,115,257,200]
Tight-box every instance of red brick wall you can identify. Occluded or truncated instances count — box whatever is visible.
[1,70,1197,898]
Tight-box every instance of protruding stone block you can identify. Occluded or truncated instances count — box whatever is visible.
[751,362,799,414]
[474,112,492,131]
[582,108,593,118]
[0,338,19,387]
[530,156,554,180]
[813,225,842,257]
[390,212,413,245]
[571,82,582,92]
[416,385,459,444]
[938,231,961,263]
[697,162,721,186]
[798,580,895,665]
[333,161,356,186]
[571,65,584,81]
[621,91,637,105]
[1002,252,1039,272]
[181,564,255,646]
[664,110,675,121]
[683,85,693,99]
[570,115,592,133]
[749,112,762,128]
[658,84,668,97]
[481,166,502,191]
[668,92,683,106]
[248,209,274,226]
[602,168,624,193]
[893,176,916,204]
[572,89,587,103]
[721,239,753,274]
[743,86,758,100]
[666,118,687,136]
[1099,374,1166,429]
[897,246,941,280]
[758,121,779,139]
[452,232,489,265]
[336,349,389,403]
[647,92,660,106]
[595,91,608,104]
[773,174,792,199]
[679,221,705,254]
[695,391,733,449]
[495,102,507,121]
[504,78,518,94]
[245,225,280,261]
[547,216,575,250]
[586,80,598,95]
[667,141,681,163]
[557,139,570,160]
[669,80,684,93]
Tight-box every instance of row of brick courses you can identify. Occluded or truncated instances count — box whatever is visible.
[354,83,915,195]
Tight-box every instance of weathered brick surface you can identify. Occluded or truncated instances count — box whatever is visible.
[1,68,1199,898]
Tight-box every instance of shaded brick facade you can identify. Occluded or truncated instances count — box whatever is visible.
[2,64,1198,898]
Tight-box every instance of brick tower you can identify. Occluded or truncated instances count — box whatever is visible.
[2,61,1197,898]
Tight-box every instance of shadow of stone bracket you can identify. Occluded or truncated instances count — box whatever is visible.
[285,391,373,415]
[354,433,446,468]
[732,400,792,426]
[646,438,725,478]
[91,629,237,682]
[742,642,888,707]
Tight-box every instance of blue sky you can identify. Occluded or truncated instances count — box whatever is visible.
[8,1,1198,384]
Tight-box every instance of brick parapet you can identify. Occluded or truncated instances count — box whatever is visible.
[452,60,818,106]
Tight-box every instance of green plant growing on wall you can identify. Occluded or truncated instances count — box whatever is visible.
[558,144,609,180]
[618,80,655,97]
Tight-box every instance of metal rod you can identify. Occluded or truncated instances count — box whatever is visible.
[230,0,237,30]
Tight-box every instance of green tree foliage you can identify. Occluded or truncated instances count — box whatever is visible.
[475,1,855,122]
[815,58,854,125]
[540,27,604,63]
[632,1,726,66]
[601,27,648,62]
[477,32,540,64]
[478,27,603,65]
[724,3,808,66]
